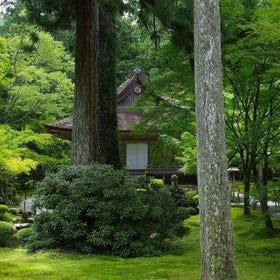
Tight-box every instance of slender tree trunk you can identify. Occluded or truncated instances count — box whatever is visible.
[71,0,99,164]
[239,150,251,215]
[194,0,238,279]
[243,171,251,215]
[260,98,274,228]
[98,3,122,169]
[261,143,273,229]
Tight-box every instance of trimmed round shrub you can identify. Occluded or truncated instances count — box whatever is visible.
[1,212,11,222]
[149,178,164,191]
[0,205,11,222]
[16,227,33,245]
[0,204,8,219]
[0,221,16,247]
[28,163,189,257]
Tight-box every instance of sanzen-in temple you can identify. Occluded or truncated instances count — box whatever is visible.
[44,69,196,184]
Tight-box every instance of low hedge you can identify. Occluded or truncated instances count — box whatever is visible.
[0,221,16,247]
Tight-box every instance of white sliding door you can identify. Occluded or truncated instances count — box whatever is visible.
[126,143,148,169]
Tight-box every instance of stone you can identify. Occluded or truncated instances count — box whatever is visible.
[9,208,20,215]
[14,223,31,230]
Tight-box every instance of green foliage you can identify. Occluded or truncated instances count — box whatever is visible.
[148,136,181,168]
[177,132,197,174]
[0,221,15,247]
[0,23,74,130]
[0,124,70,203]
[16,227,33,245]
[115,15,156,84]
[250,0,280,45]
[0,205,11,222]
[0,125,38,177]
[267,180,280,207]
[0,12,72,199]
[0,212,11,223]
[170,188,199,214]
[149,178,164,191]
[0,125,66,178]
[222,0,280,212]
[0,36,14,93]
[0,205,9,221]
[137,0,193,53]
[0,205,8,215]
[28,163,189,257]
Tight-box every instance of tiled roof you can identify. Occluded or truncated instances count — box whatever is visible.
[117,107,143,131]
[44,117,72,131]
[44,107,143,133]
[44,69,147,139]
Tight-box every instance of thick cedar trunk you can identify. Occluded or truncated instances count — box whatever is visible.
[71,0,99,164]
[194,0,238,279]
[98,4,122,169]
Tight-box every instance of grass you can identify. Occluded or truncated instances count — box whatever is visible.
[0,208,279,280]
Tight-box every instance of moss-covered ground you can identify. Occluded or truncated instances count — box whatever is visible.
[0,207,279,280]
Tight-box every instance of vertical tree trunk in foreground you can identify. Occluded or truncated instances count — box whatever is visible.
[194,0,238,279]
[71,0,99,164]
[98,3,122,169]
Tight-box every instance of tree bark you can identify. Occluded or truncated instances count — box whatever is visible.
[261,138,273,228]
[98,3,122,169]
[243,172,251,215]
[194,0,238,279]
[71,0,99,164]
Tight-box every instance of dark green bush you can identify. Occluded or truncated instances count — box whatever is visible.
[16,227,33,245]
[28,163,189,257]
[0,221,16,247]
[170,188,199,214]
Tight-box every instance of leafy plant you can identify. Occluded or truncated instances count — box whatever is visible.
[268,180,280,207]
[0,205,8,217]
[0,221,16,247]
[28,163,189,257]
[16,227,33,245]
[0,205,11,222]
[170,187,198,214]
[149,178,164,191]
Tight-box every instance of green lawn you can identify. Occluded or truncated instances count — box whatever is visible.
[0,208,279,280]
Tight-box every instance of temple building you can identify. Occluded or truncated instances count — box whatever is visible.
[44,69,158,173]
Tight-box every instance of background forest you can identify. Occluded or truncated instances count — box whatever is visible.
[0,0,279,212]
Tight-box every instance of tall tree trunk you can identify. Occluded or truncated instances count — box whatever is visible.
[194,0,238,279]
[98,3,122,169]
[71,0,99,164]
